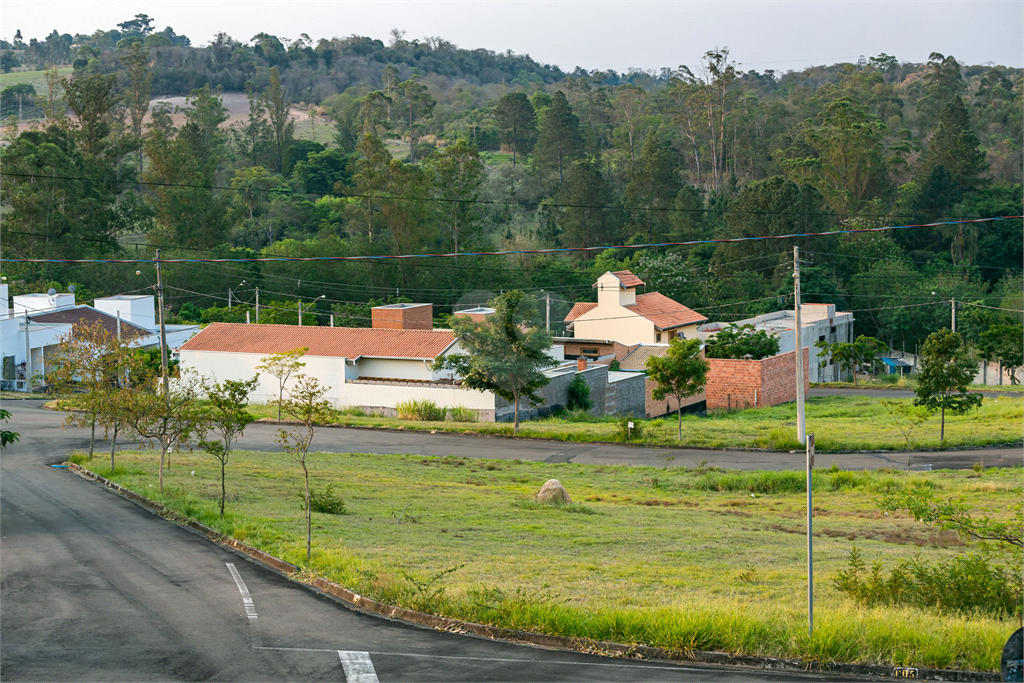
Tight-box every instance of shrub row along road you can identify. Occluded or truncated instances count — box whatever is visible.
[4,400,860,682]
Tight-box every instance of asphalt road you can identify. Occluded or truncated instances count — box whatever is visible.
[6,399,1023,472]
[2,400,866,682]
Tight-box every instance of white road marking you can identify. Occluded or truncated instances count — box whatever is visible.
[338,651,379,682]
[226,563,258,623]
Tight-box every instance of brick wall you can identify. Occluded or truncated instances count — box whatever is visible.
[371,304,433,330]
[706,348,809,410]
[645,379,706,418]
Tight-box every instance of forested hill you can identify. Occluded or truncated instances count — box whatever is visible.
[1,15,1022,353]
[1,20,565,98]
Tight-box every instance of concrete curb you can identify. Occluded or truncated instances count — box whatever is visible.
[254,417,1022,458]
[65,461,1000,681]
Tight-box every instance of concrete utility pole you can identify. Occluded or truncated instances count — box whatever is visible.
[255,288,260,324]
[155,249,169,396]
[951,297,956,333]
[544,290,550,333]
[794,246,806,445]
[23,313,31,389]
[806,432,815,637]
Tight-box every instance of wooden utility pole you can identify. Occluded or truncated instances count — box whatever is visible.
[794,246,805,445]
[155,249,169,396]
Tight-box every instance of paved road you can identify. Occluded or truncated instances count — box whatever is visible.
[2,402,878,682]
[5,400,1022,472]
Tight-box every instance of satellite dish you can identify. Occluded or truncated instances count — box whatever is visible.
[47,288,57,296]
[67,285,76,293]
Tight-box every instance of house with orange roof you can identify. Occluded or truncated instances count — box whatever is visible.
[564,270,707,346]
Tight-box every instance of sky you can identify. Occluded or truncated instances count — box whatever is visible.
[4,0,1022,74]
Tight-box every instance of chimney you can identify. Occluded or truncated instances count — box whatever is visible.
[577,357,587,372]
[371,303,433,330]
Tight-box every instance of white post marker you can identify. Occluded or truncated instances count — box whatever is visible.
[338,651,379,683]
[806,432,815,637]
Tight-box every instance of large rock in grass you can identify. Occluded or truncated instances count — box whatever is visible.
[536,479,571,504]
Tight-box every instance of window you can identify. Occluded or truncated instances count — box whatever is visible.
[581,348,599,356]
[830,326,836,334]
[656,333,662,342]
[818,335,825,342]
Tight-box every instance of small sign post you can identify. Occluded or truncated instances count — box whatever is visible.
[627,421,634,440]
[807,432,815,638]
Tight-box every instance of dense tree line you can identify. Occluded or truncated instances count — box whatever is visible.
[1,19,1021,356]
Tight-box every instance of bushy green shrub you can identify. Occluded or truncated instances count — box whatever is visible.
[566,375,593,412]
[447,406,478,422]
[835,546,1022,617]
[307,484,347,515]
[396,400,446,421]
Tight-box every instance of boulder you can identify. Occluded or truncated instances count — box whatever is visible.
[535,479,571,504]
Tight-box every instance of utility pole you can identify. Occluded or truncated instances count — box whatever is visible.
[794,246,806,445]
[806,432,815,637]
[544,290,550,333]
[255,288,260,324]
[228,288,232,310]
[23,313,31,390]
[951,297,956,333]
[298,300,303,327]
[155,249,169,396]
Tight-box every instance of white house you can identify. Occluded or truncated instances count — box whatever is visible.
[177,321,503,417]
[696,303,855,383]
[564,271,708,346]
[0,285,199,391]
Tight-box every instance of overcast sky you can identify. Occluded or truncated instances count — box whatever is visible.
[4,0,1022,74]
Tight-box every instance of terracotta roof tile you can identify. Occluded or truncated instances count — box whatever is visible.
[564,302,598,322]
[562,293,706,329]
[178,323,456,359]
[628,292,707,330]
[30,306,150,338]
[612,270,645,288]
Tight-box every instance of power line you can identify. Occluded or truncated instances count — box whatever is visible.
[4,216,1017,264]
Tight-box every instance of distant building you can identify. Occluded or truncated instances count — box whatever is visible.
[697,303,854,383]
[0,284,199,391]
[564,270,707,345]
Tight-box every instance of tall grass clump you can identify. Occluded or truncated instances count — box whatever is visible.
[447,406,478,422]
[396,399,446,421]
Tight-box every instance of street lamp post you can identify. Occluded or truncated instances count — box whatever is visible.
[298,295,325,327]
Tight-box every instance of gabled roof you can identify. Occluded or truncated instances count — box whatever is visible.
[564,292,707,330]
[593,270,645,289]
[29,306,150,338]
[178,323,457,360]
[619,344,669,371]
[629,292,707,330]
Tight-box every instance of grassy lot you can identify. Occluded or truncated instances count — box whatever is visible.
[812,378,1023,394]
[71,447,1020,671]
[0,67,72,92]
[248,395,1022,452]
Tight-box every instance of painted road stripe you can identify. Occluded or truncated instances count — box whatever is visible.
[226,563,259,622]
[338,651,379,683]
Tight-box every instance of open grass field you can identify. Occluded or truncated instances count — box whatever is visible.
[74,446,1021,672]
[0,67,72,91]
[248,395,1022,452]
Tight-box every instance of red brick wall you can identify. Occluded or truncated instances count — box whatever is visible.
[705,348,809,410]
[372,304,433,330]
[645,378,705,418]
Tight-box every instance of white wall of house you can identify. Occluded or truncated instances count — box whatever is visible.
[345,381,495,418]
[0,316,71,385]
[574,308,655,346]
[354,357,435,381]
[94,295,157,329]
[180,350,349,406]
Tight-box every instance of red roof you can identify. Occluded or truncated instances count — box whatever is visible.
[563,293,706,330]
[628,292,707,330]
[612,270,645,288]
[178,323,456,360]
